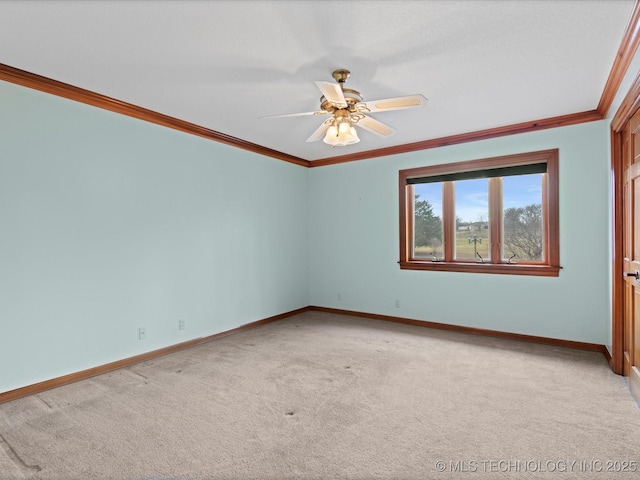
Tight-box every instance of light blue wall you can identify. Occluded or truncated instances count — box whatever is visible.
[0,75,616,395]
[309,121,611,344]
[0,81,310,393]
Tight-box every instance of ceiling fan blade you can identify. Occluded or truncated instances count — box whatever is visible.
[315,81,347,108]
[306,120,332,143]
[260,111,327,119]
[359,94,427,113]
[356,115,396,137]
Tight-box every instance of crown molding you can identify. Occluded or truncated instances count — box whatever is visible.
[0,62,310,168]
[3,0,638,171]
[597,0,640,116]
[312,0,639,167]
[309,110,603,167]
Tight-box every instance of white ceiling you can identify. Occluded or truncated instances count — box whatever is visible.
[0,0,635,162]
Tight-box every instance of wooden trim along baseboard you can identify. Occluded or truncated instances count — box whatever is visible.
[309,110,603,167]
[0,306,311,405]
[0,62,310,168]
[604,345,613,369]
[309,306,610,356]
[0,305,611,404]
[597,0,640,117]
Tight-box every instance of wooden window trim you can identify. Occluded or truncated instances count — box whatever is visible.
[399,149,560,277]
[489,177,502,263]
[442,182,455,261]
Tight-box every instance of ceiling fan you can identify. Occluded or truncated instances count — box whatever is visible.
[263,69,427,147]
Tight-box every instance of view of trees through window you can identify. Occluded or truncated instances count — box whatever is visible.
[413,183,443,259]
[413,173,543,262]
[401,150,558,275]
[502,204,543,261]
[502,174,543,261]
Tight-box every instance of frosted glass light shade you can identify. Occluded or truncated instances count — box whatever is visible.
[323,120,360,146]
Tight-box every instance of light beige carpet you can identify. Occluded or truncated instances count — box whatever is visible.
[0,311,639,479]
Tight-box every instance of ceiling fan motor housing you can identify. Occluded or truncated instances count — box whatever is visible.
[320,89,363,113]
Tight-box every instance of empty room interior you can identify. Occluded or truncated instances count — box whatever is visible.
[3,1,640,479]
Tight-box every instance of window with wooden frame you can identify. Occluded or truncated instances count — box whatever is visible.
[399,149,560,276]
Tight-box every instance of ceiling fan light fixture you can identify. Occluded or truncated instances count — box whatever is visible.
[338,119,351,136]
[345,126,359,144]
[323,117,359,147]
[263,68,425,148]
[324,124,338,143]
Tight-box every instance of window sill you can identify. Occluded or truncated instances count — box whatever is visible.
[399,261,561,277]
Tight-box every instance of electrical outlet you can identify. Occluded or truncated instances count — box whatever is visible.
[138,327,146,340]
[394,298,400,308]
[178,319,186,331]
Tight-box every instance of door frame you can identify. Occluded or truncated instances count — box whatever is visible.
[611,72,640,375]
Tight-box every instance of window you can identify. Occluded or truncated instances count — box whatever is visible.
[399,149,560,276]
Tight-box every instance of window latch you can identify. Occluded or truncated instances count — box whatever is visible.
[476,252,485,263]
